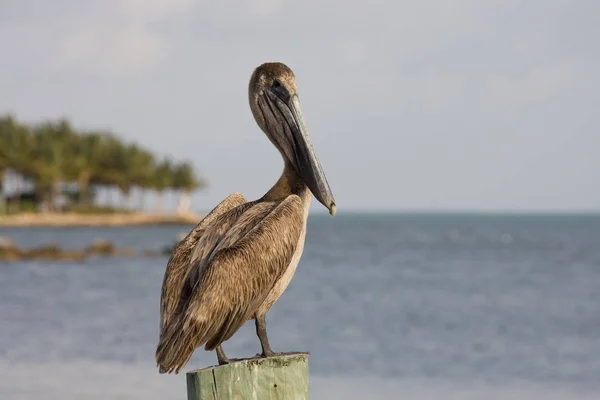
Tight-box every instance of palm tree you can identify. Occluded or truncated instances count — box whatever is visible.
[172,161,205,214]
[0,115,34,211]
[0,126,7,212]
[93,135,131,208]
[0,113,207,214]
[153,159,173,214]
[0,155,6,214]
[28,120,78,211]
[91,134,123,207]
[64,132,103,205]
[125,144,155,210]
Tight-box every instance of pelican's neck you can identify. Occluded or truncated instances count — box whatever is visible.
[262,161,310,203]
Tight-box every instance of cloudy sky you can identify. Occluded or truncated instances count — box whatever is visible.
[1,0,598,212]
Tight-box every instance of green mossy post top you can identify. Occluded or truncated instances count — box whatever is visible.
[186,352,309,400]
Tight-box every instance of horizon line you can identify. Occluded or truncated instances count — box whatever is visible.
[193,208,600,216]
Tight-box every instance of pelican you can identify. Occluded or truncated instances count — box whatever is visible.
[155,62,336,373]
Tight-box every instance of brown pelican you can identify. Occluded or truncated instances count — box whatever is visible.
[155,62,336,373]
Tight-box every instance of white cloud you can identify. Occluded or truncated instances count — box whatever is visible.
[57,24,166,76]
[0,0,200,78]
[58,0,200,76]
[0,0,598,210]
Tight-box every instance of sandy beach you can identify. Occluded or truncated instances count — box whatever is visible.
[0,212,203,227]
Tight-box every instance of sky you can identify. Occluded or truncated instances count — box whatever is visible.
[1,0,598,213]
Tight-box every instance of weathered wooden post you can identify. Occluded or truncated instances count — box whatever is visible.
[186,352,309,400]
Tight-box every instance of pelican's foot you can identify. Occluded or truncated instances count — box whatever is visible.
[216,345,230,365]
[260,349,282,358]
[218,357,230,366]
[255,315,280,359]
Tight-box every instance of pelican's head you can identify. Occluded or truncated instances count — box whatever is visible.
[249,62,336,217]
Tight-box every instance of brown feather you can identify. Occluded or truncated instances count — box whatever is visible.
[155,195,304,374]
[159,193,247,334]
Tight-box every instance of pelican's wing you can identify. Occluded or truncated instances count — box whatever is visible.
[159,192,247,333]
[155,195,304,374]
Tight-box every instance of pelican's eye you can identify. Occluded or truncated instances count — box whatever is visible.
[269,78,290,103]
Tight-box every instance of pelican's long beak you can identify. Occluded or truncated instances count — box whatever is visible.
[260,87,336,216]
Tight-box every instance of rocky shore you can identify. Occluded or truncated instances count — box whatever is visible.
[0,236,184,262]
[0,212,203,227]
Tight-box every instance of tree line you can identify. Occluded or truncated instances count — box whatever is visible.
[0,114,205,213]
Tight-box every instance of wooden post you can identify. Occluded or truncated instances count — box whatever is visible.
[186,352,309,400]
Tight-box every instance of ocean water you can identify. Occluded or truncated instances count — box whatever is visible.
[1,213,599,399]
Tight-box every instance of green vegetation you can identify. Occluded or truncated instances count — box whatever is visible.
[0,114,206,214]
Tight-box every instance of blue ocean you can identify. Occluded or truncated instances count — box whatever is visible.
[1,213,599,399]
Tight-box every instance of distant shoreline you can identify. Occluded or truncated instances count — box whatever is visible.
[2,210,597,228]
[0,212,203,227]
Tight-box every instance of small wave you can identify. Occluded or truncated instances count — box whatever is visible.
[0,360,598,400]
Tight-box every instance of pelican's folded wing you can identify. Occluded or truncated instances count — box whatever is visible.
[159,192,247,333]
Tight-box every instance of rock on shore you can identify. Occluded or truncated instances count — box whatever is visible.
[0,234,186,262]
